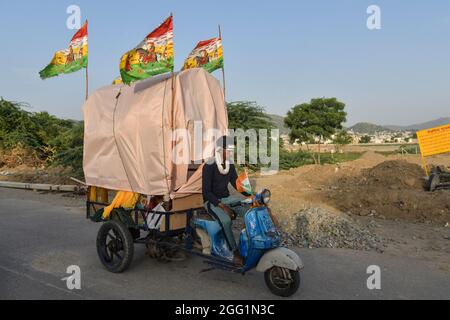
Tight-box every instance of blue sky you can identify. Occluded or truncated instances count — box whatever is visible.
[0,0,449,126]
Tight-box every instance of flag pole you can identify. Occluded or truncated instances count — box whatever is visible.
[85,63,89,100]
[167,12,176,194]
[85,19,89,101]
[218,24,226,100]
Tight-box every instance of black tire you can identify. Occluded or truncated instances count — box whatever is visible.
[96,220,134,273]
[264,267,300,297]
[427,173,440,192]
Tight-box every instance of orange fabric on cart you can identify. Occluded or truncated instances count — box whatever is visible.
[102,191,140,219]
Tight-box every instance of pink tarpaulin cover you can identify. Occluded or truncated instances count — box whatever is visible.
[82,69,228,196]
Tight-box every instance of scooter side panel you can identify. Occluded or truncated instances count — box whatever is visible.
[194,219,234,261]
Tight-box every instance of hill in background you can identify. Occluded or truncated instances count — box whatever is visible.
[268,113,450,135]
[348,122,389,134]
[384,117,450,131]
[268,114,290,135]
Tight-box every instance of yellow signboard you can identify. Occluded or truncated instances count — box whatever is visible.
[417,123,450,175]
[417,123,450,157]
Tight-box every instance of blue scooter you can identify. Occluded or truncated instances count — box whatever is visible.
[193,189,303,297]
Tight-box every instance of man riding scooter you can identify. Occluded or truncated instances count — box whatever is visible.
[202,136,246,265]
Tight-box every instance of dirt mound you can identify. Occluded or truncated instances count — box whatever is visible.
[344,160,425,190]
[280,207,384,251]
[326,160,450,225]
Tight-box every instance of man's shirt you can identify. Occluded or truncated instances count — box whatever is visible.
[202,162,238,206]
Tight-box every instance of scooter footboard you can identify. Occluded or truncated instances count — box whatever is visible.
[256,247,304,272]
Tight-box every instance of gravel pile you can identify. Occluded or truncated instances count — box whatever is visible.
[279,207,384,252]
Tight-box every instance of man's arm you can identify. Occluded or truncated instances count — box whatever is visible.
[202,164,220,206]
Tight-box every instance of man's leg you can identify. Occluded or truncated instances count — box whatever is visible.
[204,201,238,252]
[221,196,248,218]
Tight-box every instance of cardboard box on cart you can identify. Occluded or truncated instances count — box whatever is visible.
[159,194,204,232]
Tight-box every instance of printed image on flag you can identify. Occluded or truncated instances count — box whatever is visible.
[182,37,223,73]
[120,16,174,85]
[39,21,88,79]
[236,170,253,197]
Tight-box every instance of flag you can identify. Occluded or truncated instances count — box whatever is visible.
[112,76,123,85]
[182,37,223,73]
[39,21,88,79]
[236,170,253,197]
[120,16,174,85]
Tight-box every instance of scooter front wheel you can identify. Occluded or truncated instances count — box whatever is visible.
[264,266,300,297]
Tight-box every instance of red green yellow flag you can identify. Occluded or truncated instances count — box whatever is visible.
[236,170,253,197]
[120,16,174,85]
[112,76,123,85]
[182,37,223,73]
[39,21,88,79]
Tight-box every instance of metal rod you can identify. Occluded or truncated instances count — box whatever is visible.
[85,62,89,100]
[218,25,226,101]
[85,19,89,101]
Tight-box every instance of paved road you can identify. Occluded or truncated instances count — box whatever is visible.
[0,188,449,300]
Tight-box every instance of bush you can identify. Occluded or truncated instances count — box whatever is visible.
[279,150,314,170]
[0,98,84,177]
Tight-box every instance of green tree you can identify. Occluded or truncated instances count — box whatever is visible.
[284,97,347,164]
[227,101,273,131]
[227,101,275,169]
[333,130,353,153]
[359,135,372,144]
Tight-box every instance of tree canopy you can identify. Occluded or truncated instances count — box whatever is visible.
[333,130,353,152]
[227,101,273,131]
[285,97,347,164]
[359,135,372,144]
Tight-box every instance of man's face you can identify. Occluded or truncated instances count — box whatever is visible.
[223,148,234,162]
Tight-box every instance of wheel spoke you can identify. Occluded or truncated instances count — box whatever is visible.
[113,251,123,260]
[271,267,293,289]
[107,231,117,241]
[109,248,115,262]
[112,228,121,240]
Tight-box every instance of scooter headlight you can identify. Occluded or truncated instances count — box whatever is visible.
[261,189,271,205]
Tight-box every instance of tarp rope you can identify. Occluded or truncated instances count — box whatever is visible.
[161,78,171,195]
[112,86,136,193]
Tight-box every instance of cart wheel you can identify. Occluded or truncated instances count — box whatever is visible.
[264,267,300,297]
[97,220,134,273]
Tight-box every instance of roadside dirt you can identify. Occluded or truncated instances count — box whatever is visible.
[326,160,450,225]
[0,165,75,185]
[253,151,450,269]
[255,152,450,226]
[0,147,76,185]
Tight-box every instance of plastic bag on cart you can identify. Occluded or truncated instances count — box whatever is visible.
[146,203,165,230]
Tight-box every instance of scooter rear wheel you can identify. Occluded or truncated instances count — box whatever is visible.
[264,266,300,297]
